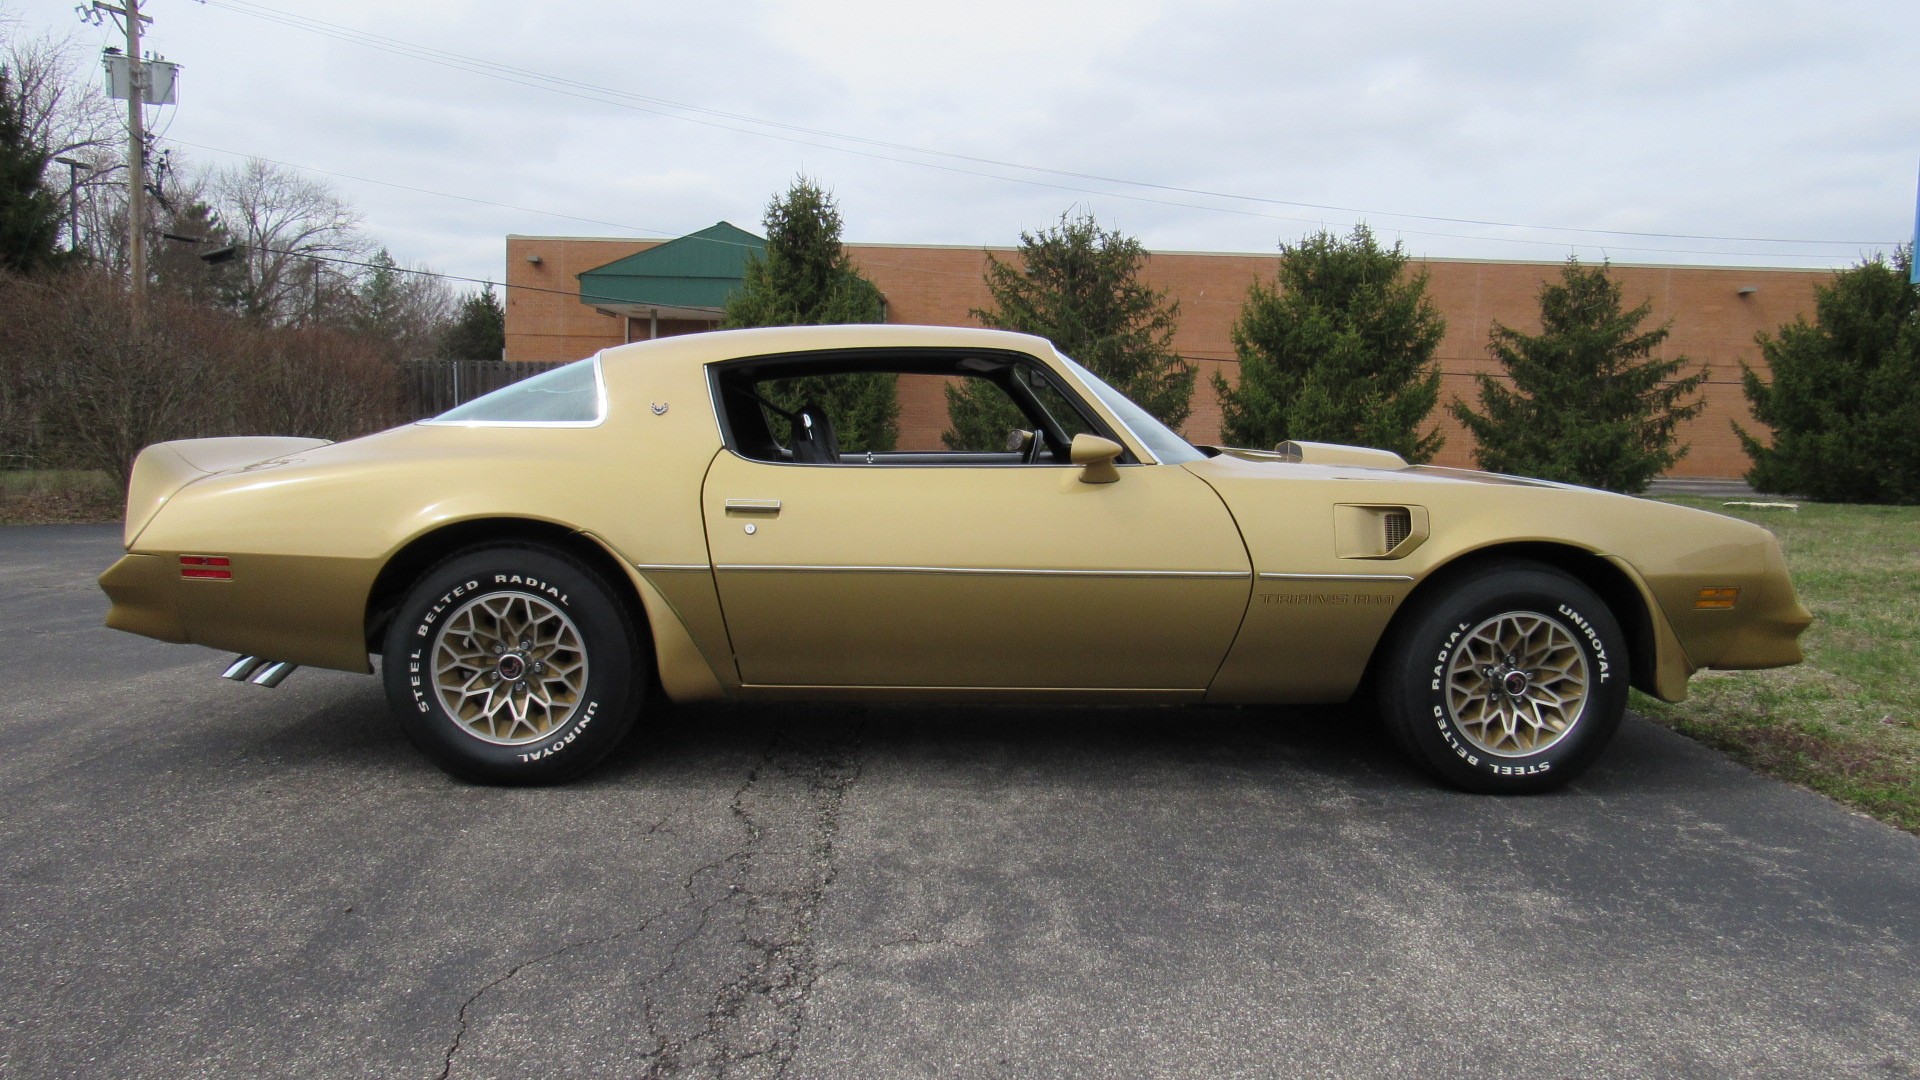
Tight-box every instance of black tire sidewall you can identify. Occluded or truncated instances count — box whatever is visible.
[381,546,641,784]
[1386,565,1628,793]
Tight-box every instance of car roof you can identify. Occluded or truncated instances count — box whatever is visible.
[595,324,1058,370]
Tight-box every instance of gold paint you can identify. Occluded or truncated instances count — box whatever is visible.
[95,324,1807,710]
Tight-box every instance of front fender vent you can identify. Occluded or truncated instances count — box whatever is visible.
[1383,509,1411,551]
[1335,504,1429,559]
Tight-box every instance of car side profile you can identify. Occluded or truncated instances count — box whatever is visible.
[99,325,1811,792]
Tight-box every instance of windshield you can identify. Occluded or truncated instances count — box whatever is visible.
[429,357,604,424]
[1056,354,1203,464]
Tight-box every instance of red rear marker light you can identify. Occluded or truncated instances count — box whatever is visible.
[180,555,232,581]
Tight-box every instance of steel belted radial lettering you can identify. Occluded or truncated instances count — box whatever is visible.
[430,590,590,745]
[1443,610,1591,757]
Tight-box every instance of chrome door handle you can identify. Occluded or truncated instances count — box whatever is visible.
[724,499,782,514]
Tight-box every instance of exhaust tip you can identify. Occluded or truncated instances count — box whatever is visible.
[249,661,298,688]
[222,655,266,681]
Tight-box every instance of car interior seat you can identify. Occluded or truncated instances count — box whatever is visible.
[791,402,840,464]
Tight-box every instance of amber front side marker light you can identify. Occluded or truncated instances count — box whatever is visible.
[1696,586,1739,609]
[180,555,232,581]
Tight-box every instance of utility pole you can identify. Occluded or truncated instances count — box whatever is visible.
[53,156,93,255]
[91,0,152,325]
[124,0,146,326]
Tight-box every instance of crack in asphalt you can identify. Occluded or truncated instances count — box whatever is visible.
[642,719,866,1078]
[438,910,672,1080]
[440,718,865,1079]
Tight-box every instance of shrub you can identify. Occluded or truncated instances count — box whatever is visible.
[0,269,400,487]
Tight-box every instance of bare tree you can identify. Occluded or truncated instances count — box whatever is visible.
[211,157,368,324]
[3,33,118,161]
[2,30,123,256]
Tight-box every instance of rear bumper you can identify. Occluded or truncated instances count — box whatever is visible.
[98,550,375,674]
[100,554,190,643]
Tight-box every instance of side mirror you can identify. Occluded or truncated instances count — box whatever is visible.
[1069,434,1123,484]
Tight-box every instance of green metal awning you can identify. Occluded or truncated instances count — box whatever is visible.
[577,221,766,320]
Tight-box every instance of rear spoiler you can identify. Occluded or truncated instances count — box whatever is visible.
[123,436,331,546]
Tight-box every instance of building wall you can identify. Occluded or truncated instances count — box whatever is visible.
[505,235,1829,478]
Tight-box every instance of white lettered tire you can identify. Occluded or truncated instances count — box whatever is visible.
[380,545,644,784]
[1379,562,1628,793]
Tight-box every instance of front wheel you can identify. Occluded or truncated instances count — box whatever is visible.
[1378,563,1628,793]
[381,545,645,784]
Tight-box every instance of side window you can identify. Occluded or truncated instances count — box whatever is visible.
[926,373,1024,453]
[1020,368,1098,444]
[714,353,1117,465]
[754,371,900,454]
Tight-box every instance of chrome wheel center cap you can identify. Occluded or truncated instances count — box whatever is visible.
[497,653,527,682]
[1502,669,1531,697]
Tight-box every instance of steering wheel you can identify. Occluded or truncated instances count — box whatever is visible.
[1006,427,1047,464]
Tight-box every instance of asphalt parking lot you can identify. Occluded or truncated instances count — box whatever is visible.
[4,524,1917,1079]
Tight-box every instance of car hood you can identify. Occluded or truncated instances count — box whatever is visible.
[1200,442,1566,490]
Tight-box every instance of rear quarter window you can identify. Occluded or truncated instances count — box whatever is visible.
[427,357,605,425]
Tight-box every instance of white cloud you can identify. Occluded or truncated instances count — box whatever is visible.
[5,0,1912,284]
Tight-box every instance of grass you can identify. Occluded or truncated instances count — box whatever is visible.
[1635,496,1920,833]
[0,469,123,525]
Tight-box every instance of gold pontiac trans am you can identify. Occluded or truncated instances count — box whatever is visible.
[99,325,1810,792]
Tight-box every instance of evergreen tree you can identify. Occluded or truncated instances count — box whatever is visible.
[353,248,406,337]
[1451,258,1705,493]
[1738,248,1919,503]
[1214,225,1444,461]
[0,66,65,275]
[439,285,505,361]
[151,199,240,309]
[346,247,452,357]
[721,176,896,451]
[951,210,1190,449]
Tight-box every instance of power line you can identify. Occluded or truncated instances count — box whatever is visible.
[228,250,1763,388]
[166,135,1873,322]
[217,242,630,306]
[195,0,1896,255]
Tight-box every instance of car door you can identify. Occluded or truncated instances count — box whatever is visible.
[700,450,1252,690]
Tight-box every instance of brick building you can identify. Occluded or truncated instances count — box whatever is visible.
[504,227,1829,478]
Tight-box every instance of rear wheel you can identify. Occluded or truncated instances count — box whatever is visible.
[380,545,644,784]
[1378,562,1628,793]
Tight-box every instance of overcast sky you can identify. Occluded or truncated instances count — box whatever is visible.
[5,0,1916,289]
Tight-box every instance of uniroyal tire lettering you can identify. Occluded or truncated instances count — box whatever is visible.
[516,700,598,762]
[1557,603,1612,682]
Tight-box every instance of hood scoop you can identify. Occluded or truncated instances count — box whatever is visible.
[1274,440,1409,470]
